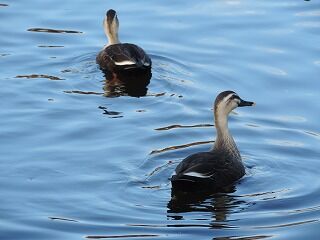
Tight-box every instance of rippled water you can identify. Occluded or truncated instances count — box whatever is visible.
[1,0,320,239]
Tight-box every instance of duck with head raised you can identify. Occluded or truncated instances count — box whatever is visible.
[96,9,152,83]
[171,91,255,193]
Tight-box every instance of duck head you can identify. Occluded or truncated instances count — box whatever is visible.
[214,90,255,126]
[104,9,120,45]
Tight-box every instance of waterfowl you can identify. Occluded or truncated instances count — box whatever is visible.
[171,91,255,192]
[96,9,152,74]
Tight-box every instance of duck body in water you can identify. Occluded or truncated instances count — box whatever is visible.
[97,43,151,72]
[171,91,255,193]
[96,9,152,89]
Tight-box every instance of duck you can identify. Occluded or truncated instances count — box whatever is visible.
[96,9,152,75]
[171,91,255,193]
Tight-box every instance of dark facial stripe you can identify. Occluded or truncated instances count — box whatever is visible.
[229,94,240,101]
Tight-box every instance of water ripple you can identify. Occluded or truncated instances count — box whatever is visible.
[27,28,83,34]
[150,140,214,155]
[15,74,63,80]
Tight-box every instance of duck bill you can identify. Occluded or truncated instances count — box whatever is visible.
[238,99,255,107]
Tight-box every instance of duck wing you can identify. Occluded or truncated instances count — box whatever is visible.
[171,151,243,192]
[97,43,151,71]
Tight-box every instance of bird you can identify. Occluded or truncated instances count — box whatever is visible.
[96,9,152,78]
[171,91,255,193]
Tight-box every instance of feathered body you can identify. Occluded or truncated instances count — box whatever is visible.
[96,9,152,86]
[97,43,151,72]
[171,91,255,193]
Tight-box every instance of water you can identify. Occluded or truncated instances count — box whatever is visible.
[1,0,320,239]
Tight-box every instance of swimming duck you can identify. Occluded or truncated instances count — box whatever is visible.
[96,9,152,74]
[171,91,255,192]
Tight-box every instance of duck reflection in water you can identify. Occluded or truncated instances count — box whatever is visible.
[97,9,152,97]
[102,69,151,97]
[168,186,243,224]
[167,190,252,240]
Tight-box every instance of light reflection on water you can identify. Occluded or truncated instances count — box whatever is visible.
[0,0,320,239]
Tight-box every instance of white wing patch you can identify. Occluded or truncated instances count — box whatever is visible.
[143,61,150,67]
[114,60,136,66]
[183,171,214,178]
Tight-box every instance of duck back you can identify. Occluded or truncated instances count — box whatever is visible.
[97,43,151,72]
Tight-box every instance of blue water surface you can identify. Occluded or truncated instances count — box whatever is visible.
[0,0,320,239]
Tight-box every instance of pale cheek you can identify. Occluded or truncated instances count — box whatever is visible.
[232,102,238,109]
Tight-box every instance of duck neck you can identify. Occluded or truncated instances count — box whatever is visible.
[104,24,120,46]
[106,31,120,45]
[213,113,241,159]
